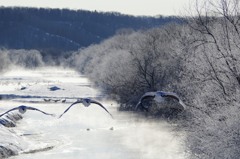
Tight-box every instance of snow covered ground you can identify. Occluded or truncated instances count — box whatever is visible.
[0,67,186,159]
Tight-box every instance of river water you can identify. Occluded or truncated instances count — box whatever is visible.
[0,67,185,159]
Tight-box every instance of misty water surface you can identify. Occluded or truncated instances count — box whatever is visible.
[0,67,186,159]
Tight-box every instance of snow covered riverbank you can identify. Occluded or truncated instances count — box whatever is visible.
[0,67,186,159]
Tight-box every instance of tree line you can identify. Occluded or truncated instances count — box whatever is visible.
[0,7,179,55]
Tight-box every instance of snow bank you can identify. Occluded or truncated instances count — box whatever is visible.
[0,113,24,158]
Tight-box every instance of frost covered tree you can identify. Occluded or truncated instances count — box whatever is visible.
[8,49,44,68]
[187,0,240,94]
[0,50,11,72]
[178,0,240,158]
[71,25,185,108]
[0,49,44,72]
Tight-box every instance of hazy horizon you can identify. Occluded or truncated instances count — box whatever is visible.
[0,0,190,16]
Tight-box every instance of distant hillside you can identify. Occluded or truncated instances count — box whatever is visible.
[0,7,180,54]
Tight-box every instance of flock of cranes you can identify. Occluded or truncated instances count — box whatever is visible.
[0,98,113,119]
[0,91,186,120]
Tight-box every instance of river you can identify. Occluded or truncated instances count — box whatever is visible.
[0,67,185,159]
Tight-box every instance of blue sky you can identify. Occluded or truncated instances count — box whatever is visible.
[0,0,190,16]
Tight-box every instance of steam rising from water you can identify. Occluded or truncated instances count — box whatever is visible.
[0,67,185,159]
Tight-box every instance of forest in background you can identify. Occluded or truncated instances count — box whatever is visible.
[0,0,240,158]
[0,7,178,56]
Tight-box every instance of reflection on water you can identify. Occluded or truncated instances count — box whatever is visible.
[0,67,185,159]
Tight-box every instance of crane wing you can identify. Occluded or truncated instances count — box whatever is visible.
[26,106,55,116]
[135,93,155,110]
[0,107,19,118]
[90,100,113,118]
[58,101,82,118]
[178,100,186,110]
[163,94,180,102]
[162,92,186,110]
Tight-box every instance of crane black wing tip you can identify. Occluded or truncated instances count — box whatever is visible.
[134,102,141,111]
[58,114,64,119]
[178,100,186,109]
[109,113,114,119]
